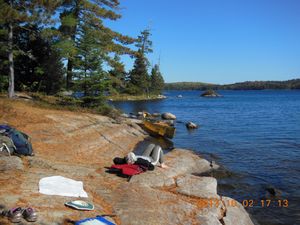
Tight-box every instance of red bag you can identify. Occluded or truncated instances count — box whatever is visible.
[111,164,144,176]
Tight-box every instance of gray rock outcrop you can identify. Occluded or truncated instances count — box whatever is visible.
[0,100,255,225]
[130,149,212,187]
[176,175,219,199]
[222,197,254,225]
[0,156,24,171]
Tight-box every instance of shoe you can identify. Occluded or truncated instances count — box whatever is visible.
[6,207,23,223]
[22,207,37,222]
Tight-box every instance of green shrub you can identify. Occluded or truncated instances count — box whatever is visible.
[123,84,141,95]
[80,96,106,108]
[94,104,120,117]
[56,96,81,106]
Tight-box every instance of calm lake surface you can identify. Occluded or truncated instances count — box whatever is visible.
[111,90,300,225]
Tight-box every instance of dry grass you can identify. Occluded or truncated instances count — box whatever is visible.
[0,92,120,119]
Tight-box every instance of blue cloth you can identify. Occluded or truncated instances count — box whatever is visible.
[75,216,115,225]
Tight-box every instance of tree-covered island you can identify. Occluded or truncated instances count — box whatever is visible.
[165,79,300,90]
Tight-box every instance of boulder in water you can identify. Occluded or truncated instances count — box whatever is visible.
[161,112,176,120]
[201,90,221,97]
[265,186,282,198]
[186,121,198,129]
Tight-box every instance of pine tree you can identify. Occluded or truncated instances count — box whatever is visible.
[0,0,60,97]
[150,64,165,94]
[135,28,153,56]
[14,25,64,94]
[127,29,153,95]
[128,49,149,95]
[57,0,135,90]
[108,54,126,93]
[74,24,105,96]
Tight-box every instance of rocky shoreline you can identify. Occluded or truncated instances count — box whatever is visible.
[0,100,254,225]
[108,94,167,101]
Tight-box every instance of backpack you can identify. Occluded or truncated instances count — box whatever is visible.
[0,135,16,156]
[135,158,155,170]
[7,129,33,156]
[0,125,12,131]
[0,125,33,156]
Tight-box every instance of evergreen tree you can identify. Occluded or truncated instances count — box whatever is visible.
[150,64,164,94]
[57,0,134,90]
[127,29,153,95]
[128,49,149,95]
[74,24,106,96]
[108,54,126,93]
[135,28,153,56]
[14,25,64,94]
[0,0,60,97]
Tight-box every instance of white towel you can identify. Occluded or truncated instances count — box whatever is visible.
[39,176,88,198]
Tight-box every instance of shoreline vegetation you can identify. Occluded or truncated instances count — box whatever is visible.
[164,79,300,90]
[107,94,166,101]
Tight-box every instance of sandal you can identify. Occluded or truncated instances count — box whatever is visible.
[22,207,37,222]
[6,207,23,223]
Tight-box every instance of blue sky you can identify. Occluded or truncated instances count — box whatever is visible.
[105,0,300,84]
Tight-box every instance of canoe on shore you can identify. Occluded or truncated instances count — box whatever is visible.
[143,120,176,139]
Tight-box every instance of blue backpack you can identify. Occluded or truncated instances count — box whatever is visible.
[0,125,33,156]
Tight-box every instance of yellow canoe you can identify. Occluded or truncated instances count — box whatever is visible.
[143,120,176,139]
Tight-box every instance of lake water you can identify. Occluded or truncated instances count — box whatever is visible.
[111,90,300,225]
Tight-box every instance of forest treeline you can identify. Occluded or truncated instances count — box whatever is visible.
[164,79,300,90]
[0,0,164,101]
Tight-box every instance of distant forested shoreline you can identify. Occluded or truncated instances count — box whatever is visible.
[164,79,300,90]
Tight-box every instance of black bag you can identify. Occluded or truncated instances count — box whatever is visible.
[113,157,127,165]
[135,158,155,171]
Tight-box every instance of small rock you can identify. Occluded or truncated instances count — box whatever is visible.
[60,90,73,96]
[186,121,198,129]
[265,186,282,198]
[152,113,161,117]
[128,113,138,119]
[14,92,32,100]
[161,112,176,120]
[157,95,167,99]
[121,113,129,118]
[266,187,276,196]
